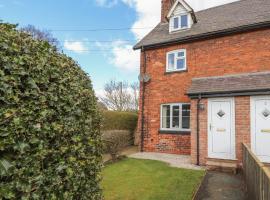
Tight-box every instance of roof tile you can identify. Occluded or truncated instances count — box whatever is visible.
[187,72,270,95]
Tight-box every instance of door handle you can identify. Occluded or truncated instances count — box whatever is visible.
[261,129,270,133]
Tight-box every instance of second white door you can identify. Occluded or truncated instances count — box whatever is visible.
[251,96,270,163]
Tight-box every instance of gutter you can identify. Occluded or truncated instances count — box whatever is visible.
[133,21,270,50]
[188,89,270,99]
[140,46,147,152]
[196,95,202,166]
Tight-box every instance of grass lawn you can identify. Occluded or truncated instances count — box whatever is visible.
[101,158,205,200]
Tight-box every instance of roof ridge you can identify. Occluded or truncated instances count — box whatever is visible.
[192,71,270,81]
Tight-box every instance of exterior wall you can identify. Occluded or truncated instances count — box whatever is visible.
[190,99,208,165]
[138,28,270,155]
[235,96,251,166]
[190,97,251,166]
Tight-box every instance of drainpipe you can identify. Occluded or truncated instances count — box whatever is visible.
[196,94,202,166]
[140,46,147,152]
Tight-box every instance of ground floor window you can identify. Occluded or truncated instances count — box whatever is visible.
[161,103,190,131]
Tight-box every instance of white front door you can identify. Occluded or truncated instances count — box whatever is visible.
[208,98,236,160]
[251,96,270,163]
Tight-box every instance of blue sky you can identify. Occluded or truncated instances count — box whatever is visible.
[0,0,238,96]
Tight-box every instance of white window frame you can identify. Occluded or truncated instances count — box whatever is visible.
[166,49,187,72]
[170,14,189,32]
[160,103,191,131]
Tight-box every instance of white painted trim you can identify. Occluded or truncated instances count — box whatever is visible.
[166,49,187,72]
[167,0,193,18]
[250,96,256,155]
[169,14,191,33]
[160,103,191,132]
[208,97,236,160]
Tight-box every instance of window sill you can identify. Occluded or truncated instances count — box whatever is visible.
[164,69,188,75]
[159,130,191,135]
[170,27,190,34]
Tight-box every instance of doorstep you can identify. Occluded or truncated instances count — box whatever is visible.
[206,157,238,174]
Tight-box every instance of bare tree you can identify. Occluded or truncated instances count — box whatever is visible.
[130,82,139,111]
[21,25,61,50]
[100,80,132,111]
[97,101,108,111]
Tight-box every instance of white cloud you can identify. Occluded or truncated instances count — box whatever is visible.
[64,40,88,54]
[110,41,140,72]
[128,0,161,40]
[95,89,105,98]
[96,40,140,72]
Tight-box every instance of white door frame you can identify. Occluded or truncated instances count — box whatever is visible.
[250,96,270,163]
[208,97,236,160]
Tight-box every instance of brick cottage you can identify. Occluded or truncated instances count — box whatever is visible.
[134,0,270,168]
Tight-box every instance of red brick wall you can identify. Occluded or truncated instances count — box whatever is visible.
[191,99,208,165]
[138,29,270,155]
[235,96,251,166]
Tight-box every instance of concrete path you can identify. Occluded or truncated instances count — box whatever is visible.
[194,171,248,200]
[129,152,204,170]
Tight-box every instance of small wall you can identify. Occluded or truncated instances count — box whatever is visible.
[143,133,191,155]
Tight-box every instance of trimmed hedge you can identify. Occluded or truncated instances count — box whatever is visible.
[101,111,138,132]
[102,130,133,160]
[0,23,102,199]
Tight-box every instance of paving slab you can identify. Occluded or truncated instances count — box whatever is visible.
[194,171,248,200]
[129,152,204,170]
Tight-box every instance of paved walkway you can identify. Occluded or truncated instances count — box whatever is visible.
[194,171,248,200]
[129,152,204,170]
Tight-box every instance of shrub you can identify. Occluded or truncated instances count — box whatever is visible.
[102,130,132,161]
[102,111,138,132]
[0,23,102,199]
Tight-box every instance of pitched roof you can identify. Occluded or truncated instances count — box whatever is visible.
[187,72,270,97]
[134,0,270,50]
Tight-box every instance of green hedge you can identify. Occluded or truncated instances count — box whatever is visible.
[0,23,102,199]
[101,111,138,132]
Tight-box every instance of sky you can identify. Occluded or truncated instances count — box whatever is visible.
[0,0,239,96]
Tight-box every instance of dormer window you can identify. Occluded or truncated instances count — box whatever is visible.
[167,0,197,33]
[172,14,189,31]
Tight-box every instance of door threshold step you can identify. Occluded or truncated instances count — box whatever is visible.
[206,158,238,174]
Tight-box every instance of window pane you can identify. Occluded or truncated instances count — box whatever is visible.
[182,105,190,129]
[173,17,179,29]
[181,15,188,28]
[172,106,180,128]
[178,51,185,57]
[162,105,170,129]
[168,53,175,70]
[176,58,185,70]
